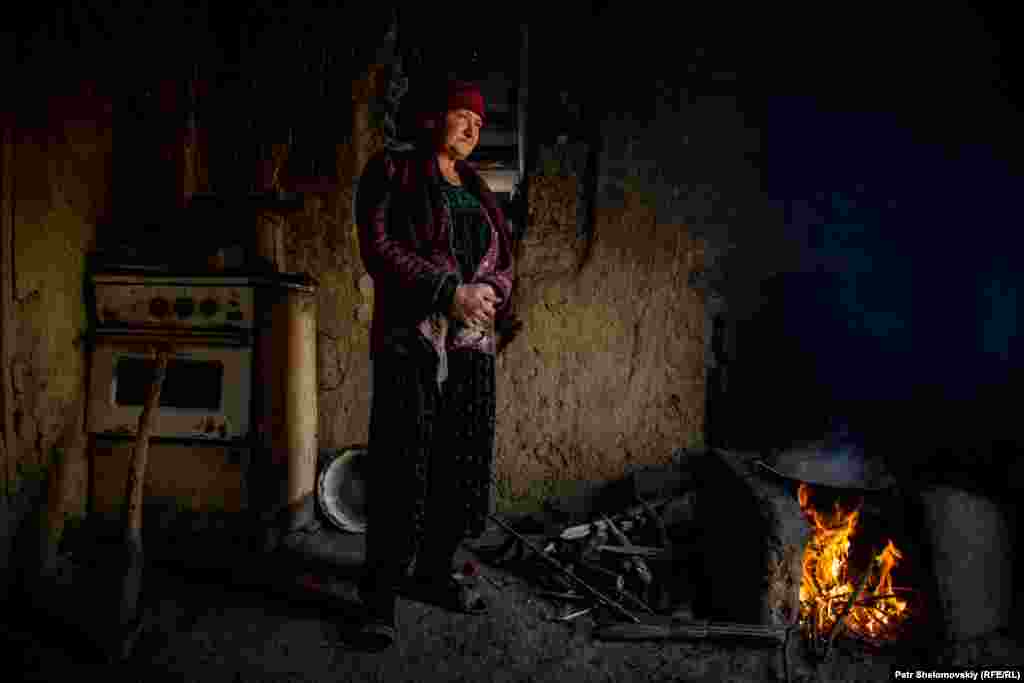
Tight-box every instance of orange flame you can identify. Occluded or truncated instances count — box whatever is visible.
[798,483,911,643]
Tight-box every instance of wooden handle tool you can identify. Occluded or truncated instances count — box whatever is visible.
[115,344,170,658]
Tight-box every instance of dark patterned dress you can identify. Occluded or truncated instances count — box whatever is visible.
[363,175,497,583]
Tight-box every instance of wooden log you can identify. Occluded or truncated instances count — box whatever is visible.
[116,345,169,657]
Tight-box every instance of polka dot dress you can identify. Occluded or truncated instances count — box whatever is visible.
[362,176,498,583]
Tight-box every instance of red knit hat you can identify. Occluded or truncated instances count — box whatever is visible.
[416,80,486,129]
[445,80,486,123]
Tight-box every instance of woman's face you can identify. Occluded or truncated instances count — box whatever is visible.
[439,108,483,160]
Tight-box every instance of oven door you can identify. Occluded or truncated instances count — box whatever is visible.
[88,338,252,442]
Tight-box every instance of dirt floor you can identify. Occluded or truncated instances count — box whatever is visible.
[4,528,1023,683]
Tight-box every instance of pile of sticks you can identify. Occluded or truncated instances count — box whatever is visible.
[481,480,787,646]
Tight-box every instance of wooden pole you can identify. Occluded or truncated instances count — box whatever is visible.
[1,112,15,498]
[277,286,318,531]
[115,344,169,658]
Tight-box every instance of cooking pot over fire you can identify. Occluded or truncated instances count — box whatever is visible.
[755,427,895,491]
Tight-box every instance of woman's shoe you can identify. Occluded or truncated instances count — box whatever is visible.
[406,573,488,615]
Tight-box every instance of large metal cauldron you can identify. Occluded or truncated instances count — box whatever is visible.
[755,427,895,491]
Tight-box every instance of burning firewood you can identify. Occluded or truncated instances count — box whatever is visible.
[797,482,915,653]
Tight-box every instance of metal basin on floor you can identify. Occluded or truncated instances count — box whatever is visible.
[317,446,369,534]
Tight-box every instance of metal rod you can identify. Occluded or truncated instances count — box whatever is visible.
[478,571,503,590]
[595,620,788,644]
[489,513,640,624]
[555,606,594,622]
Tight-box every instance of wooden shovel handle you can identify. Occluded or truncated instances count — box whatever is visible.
[121,345,170,542]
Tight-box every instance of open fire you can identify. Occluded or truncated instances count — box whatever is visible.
[798,482,915,647]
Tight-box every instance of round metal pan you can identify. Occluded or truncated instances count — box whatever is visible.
[755,440,895,491]
[317,446,369,533]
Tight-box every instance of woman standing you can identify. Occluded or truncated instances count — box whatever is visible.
[354,80,515,649]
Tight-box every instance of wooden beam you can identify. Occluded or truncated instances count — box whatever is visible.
[1,114,14,499]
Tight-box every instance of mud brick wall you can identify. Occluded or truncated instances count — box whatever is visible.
[492,172,707,506]
[0,82,111,596]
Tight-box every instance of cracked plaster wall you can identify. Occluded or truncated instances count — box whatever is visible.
[6,86,107,501]
[1,84,109,593]
[495,174,707,506]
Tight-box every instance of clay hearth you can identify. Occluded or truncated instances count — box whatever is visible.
[692,449,809,628]
[691,448,945,652]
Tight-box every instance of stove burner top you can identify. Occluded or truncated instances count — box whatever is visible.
[89,269,316,334]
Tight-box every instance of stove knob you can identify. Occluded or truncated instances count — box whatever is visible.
[149,297,170,318]
[174,297,195,319]
[199,298,219,317]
